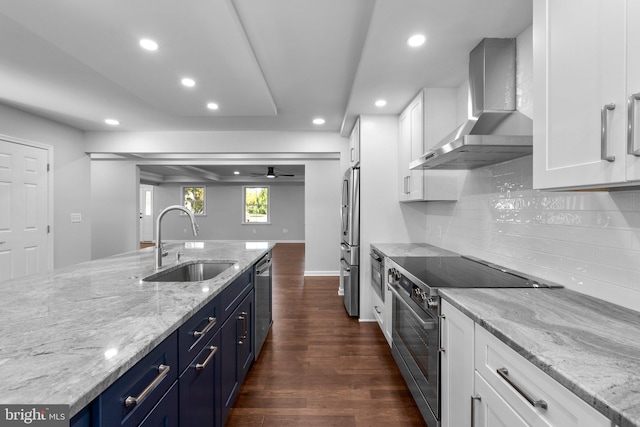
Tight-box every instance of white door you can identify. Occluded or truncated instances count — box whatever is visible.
[0,139,49,281]
[625,0,640,180]
[533,0,626,190]
[139,185,154,242]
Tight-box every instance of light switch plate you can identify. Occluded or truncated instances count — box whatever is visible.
[71,213,82,223]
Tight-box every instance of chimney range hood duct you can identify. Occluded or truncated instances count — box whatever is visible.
[410,38,532,170]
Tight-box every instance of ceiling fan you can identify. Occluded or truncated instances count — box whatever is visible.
[251,167,295,179]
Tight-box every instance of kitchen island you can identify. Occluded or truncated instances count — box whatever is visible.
[0,241,274,420]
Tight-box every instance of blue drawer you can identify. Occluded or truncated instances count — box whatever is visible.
[219,270,253,325]
[96,331,178,427]
[178,296,220,373]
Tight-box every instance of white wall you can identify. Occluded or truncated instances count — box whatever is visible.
[91,161,139,259]
[358,115,427,321]
[0,103,91,268]
[84,130,345,274]
[425,26,640,312]
[304,159,342,275]
[153,182,305,241]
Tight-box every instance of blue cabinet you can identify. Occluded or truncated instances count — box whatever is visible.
[139,382,178,427]
[72,269,254,427]
[96,332,178,427]
[220,290,254,424]
[178,294,220,373]
[179,331,221,427]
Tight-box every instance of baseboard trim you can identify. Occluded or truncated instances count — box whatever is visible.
[304,271,339,277]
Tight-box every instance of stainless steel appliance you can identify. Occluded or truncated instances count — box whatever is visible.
[340,166,360,317]
[387,254,560,427]
[254,251,272,360]
[370,248,384,302]
[410,38,533,170]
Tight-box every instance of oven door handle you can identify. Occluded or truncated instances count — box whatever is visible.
[388,284,437,330]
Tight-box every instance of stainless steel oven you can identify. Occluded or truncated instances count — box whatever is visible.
[386,252,561,427]
[387,258,440,427]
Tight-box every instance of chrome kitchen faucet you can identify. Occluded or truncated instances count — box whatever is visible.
[155,205,199,270]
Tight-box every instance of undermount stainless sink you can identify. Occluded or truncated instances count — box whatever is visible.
[143,261,237,282]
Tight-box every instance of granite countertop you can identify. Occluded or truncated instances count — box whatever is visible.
[441,287,640,427]
[371,243,640,427]
[371,242,459,258]
[0,241,274,417]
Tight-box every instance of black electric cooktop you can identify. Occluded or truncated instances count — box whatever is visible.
[390,255,558,290]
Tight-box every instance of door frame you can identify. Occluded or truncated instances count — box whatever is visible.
[0,133,54,271]
[139,184,154,243]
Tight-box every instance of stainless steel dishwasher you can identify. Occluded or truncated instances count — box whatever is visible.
[253,251,272,360]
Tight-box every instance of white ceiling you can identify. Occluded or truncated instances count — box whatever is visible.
[140,164,305,184]
[0,0,533,137]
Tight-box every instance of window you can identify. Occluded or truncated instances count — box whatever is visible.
[243,186,269,223]
[182,186,206,215]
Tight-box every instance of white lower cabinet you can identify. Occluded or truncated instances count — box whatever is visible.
[441,300,474,427]
[371,286,392,347]
[441,300,610,427]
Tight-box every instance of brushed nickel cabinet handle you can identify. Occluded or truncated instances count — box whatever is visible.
[124,364,170,408]
[470,394,481,427]
[240,312,248,340]
[601,103,616,162]
[628,93,640,155]
[195,346,218,371]
[193,316,216,338]
[497,367,548,410]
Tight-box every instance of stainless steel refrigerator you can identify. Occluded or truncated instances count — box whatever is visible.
[340,166,360,317]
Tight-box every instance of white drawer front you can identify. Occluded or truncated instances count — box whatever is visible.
[371,290,384,330]
[474,325,609,427]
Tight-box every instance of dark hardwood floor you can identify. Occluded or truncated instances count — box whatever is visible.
[225,243,427,427]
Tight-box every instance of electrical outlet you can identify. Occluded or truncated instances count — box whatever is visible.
[283,228,289,234]
[70,213,82,223]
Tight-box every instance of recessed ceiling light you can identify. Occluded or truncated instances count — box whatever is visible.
[234,171,240,175]
[313,118,325,125]
[181,77,196,87]
[407,34,426,47]
[104,118,120,126]
[375,99,387,107]
[139,38,158,51]
[207,102,219,110]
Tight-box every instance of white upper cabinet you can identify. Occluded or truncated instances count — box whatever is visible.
[533,0,640,189]
[398,89,463,201]
[349,117,361,166]
[398,92,425,201]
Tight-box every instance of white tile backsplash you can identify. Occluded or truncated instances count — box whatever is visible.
[425,155,640,312]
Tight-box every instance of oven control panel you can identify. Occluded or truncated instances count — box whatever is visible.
[388,265,437,313]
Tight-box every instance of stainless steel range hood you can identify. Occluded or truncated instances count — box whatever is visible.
[410,38,532,170]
